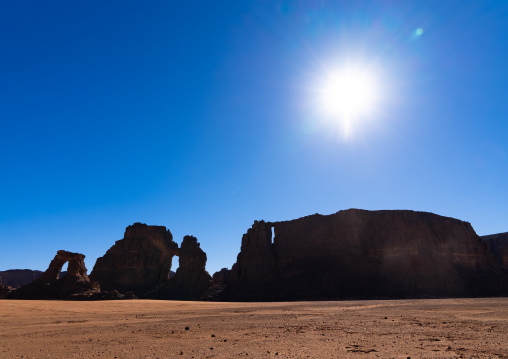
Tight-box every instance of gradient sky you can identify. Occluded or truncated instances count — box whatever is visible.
[1,1,508,274]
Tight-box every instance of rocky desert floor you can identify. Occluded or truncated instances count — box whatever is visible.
[0,298,507,358]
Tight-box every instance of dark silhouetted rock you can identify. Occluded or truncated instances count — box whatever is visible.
[10,250,100,299]
[0,269,43,288]
[90,223,178,295]
[221,209,508,300]
[482,232,508,269]
[212,268,230,286]
[158,235,212,299]
[0,285,13,299]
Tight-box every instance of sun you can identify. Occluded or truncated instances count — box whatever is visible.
[317,66,379,129]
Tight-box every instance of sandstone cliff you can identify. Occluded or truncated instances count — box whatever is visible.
[10,250,99,299]
[220,209,508,300]
[90,223,178,294]
[158,235,212,299]
[482,232,508,269]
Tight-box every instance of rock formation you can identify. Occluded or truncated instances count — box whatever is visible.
[10,250,99,299]
[212,268,230,286]
[0,269,43,288]
[158,235,212,299]
[482,232,508,269]
[90,223,178,295]
[0,285,12,299]
[0,274,11,299]
[219,209,508,300]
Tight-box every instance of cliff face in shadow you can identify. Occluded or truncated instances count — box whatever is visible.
[90,223,179,295]
[220,209,508,301]
[157,235,212,299]
[4,212,507,301]
[482,232,508,270]
[90,223,212,299]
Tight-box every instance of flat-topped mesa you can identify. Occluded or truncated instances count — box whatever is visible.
[0,270,43,288]
[90,223,179,294]
[221,209,508,300]
[10,250,99,299]
[158,235,212,299]
[482,232,508,269]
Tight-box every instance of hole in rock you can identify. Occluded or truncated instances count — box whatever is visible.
[59,262,69,278]
[169,257,179,279]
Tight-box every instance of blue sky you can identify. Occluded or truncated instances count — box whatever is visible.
[1,1,508,274]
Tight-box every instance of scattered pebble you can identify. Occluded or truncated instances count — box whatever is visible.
[185,327,189,331]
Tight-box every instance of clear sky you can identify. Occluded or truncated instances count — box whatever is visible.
[1,1,508,274]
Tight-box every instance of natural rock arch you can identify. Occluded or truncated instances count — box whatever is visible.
[10,250,99,299]
[37,250,88,282]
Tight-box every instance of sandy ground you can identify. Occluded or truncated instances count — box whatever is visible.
[0,298,507,358]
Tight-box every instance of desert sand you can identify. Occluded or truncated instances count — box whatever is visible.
[1,298,507,358]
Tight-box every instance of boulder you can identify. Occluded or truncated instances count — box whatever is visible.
[90,223,178,295]
[158,235,212,299]
[221,209,508,300]
[482,232,508,269]
[9,250,99,299]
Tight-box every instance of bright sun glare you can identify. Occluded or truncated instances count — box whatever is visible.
[317,66,379,135]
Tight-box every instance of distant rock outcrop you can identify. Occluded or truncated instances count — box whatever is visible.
[212,268,230,286]
[482,232,508,269]
[0,285,12,299]
[158,235,212,299]
[10,250,99,299]
[90,223,179,295]
[219,209,508,300]
[0,269,43,288]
